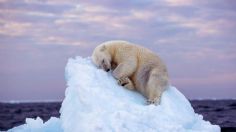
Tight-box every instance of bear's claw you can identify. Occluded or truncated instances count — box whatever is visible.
[146,98,160,105]
[117,77,129,86]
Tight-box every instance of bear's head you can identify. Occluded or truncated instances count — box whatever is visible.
[92,44,111,72]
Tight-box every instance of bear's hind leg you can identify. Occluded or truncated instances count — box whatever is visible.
[146,87,161,105]
[146,69,168,105]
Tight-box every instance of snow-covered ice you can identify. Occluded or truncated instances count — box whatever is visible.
[9,56,220,132]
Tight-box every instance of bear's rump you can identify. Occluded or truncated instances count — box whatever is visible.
[134,63,155,94]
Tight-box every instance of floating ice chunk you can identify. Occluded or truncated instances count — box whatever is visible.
[9,117,62,132]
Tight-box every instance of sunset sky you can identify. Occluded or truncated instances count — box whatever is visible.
[0,0,236,101]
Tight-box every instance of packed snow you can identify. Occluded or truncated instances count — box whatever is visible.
[9,56,220,132]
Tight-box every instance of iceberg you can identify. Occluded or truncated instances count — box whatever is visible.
[9,56,220,132]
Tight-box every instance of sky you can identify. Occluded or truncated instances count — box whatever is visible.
[0,0,236,101]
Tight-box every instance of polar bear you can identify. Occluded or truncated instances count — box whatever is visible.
[92,40,169,105]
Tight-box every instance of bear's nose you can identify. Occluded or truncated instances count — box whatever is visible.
[106,69,110,72]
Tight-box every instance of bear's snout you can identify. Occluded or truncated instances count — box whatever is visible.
[101,61,111,72]
[103,65,110,72]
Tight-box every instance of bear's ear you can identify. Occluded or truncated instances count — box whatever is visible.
[100,45,106,51]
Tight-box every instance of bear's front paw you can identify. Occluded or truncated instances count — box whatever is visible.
[117,77,129,86]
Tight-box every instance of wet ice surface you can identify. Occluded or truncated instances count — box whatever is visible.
[0,100,235,131]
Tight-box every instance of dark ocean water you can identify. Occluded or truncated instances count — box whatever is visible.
[0,100,235,132]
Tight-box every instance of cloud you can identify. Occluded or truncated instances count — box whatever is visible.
[0,8,56,18]
[166,14,221,36]
[41,36,87,46]
[130,9,154,21]
[0,0,7,2]
[182,47,236,61]
[165,0,194,6]
[55,4,120,25]
[26,11,56,17]
[23,0,76,6]
[0,20,32,37]
[173,72,236,86]
[54,3,137,40]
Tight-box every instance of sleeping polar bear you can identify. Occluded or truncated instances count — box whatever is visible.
[92,40,169,105]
